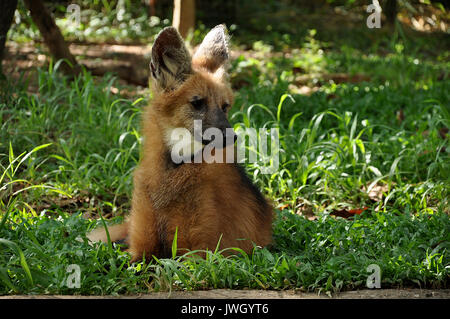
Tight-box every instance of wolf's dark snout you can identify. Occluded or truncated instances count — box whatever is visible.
[216,110,236,147]
[200,107,236,147]
[210,107,230,130]
[201,127,236,147]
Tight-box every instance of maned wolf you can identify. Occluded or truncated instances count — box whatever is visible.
[87,25,273,261]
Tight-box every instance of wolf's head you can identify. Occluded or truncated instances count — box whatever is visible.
[149,25,235,161]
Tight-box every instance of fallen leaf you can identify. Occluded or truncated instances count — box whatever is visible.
[288,84,319,96]
[292,66,305,74]
[362,183,389,202]
[296,205,318,221]
[109,86,119,94]
[348,207,368,215]
[330,207,368,219]
[396,109,405,123]
[326,93,338,101]
[439,127,448,139]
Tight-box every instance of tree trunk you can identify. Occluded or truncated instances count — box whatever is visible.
[23,0,80,75]
[148,0,156,17]
[172,0,195,39]
[384,0,397,25]
[0,0,18,75]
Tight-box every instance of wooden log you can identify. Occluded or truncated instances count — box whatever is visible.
[172,0,195,39]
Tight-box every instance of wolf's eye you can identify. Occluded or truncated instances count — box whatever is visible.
[190,97,206,111]
[222,103,230,112]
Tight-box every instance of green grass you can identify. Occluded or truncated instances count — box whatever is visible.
[0,209,448,294]
[1,23,449,295]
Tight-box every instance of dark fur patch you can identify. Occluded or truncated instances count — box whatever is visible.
[157,218,172,258]
[233,163,272,221]
[164,149,183,169]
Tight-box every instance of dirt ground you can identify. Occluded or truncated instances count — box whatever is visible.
[1,288,449,299]
[2,41,327,96]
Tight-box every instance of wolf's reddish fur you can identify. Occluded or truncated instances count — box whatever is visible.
[87,25,273,261]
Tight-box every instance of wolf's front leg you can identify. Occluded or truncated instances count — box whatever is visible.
[128,182,160,262]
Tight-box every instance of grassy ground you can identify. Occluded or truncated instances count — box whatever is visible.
[1,15,449,294]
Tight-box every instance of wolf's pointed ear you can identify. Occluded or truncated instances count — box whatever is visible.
[192,24,230,74]
[150,27,192,90]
